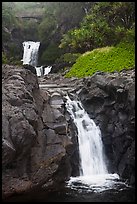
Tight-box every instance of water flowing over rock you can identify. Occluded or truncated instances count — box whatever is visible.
[21,41,52,77]
[65,95,108,176]
[65,95,127,193]
[2,65,135,201]
[22,41,40,67]
[76,69,135,186]
[38,68,135,187]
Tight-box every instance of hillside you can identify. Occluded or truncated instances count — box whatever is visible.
[65,41,135,78]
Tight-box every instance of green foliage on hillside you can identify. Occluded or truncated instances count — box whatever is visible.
[2,3,20,42]
[2,2,93,65]
[60,2,135,53]
[65,41,135,78]
[40,43,63,65]
[56,53,81,64]
[2,52,8,64]
[2,3,22,64]
[2,2,135,71]
[37,2,93,64]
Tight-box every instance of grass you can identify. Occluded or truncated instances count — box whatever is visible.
[65,41,135,78]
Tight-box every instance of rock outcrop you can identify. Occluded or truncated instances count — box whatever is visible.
[2,65,135,201]
[75,68,135,186]
[2,65,73,200]
[39,68,135,185]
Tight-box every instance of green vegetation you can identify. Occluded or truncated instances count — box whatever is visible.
[2,2,92,65]
[2,2,135,75]
[65,41,135,78]
[38,2,93,64]
[60,2,135,53]
[40,43,63,65]
[2,52,8,64]
[56,53,81,64]
[2,2,22,64]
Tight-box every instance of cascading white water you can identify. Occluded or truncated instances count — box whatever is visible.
[65,95,126,192]
[21,41,52,76]
[66,95,108,176]
[44,66,52,75]
[35,66,43,77]
[22,41,40,67]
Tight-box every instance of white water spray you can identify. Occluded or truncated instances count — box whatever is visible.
[44,66,52,75]
[21,41,52,76]
[35,66,43,77]
[66,95,107,176]
[21,41,40,67]
[65,95,124,192]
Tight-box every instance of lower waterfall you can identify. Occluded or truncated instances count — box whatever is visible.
[65,95,128,192]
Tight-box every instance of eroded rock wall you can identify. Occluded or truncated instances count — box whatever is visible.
[2,65,135,200]
[2,65,73,199]
[76,69,135,185]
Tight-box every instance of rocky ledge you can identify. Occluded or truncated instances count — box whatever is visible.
[2,65,75,200]
[75,68,135,185]
[2,65,135,200]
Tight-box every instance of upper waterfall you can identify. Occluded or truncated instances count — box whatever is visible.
[21,41,52,76]
[21,41,40,67]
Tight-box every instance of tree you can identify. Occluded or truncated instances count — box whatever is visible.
[2,2,21,62]
[38,2,94,64]
[59,2,135,53]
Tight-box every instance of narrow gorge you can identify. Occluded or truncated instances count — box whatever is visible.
[2,62,135,201]
[2,2,135,202]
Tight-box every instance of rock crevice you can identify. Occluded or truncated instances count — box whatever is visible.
[2,65,135,200]
[2,65,74,199]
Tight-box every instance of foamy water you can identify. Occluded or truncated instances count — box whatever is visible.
[66,173,129,193]
[65,95,129,193]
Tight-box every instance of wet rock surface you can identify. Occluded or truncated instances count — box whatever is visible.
[76,69,135,186]
[2,65,74,200]
[2,65,135,201]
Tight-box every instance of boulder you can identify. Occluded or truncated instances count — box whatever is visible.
[2,65,73,200]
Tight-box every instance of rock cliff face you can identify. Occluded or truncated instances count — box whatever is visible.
[75,69,135,185]
[2,65,74,199]
[2,65,135,200]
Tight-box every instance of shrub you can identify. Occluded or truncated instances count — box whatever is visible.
[2,52,8,64]
[65,41,135,78]
[56,53,81,64]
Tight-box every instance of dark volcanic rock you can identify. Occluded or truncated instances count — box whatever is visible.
[2,65,73,200]
[23,64,36,75]
[38,68,135,185]
[77,69,135,184]
[2,64,135,201]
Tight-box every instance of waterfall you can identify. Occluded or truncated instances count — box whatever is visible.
[35,66,52,76]
[21,41,40,67]
[66,95,108,176]
[21,41,52,76]
[44,66,52,75]
[65,95,122,192]
[35,66,43,77]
